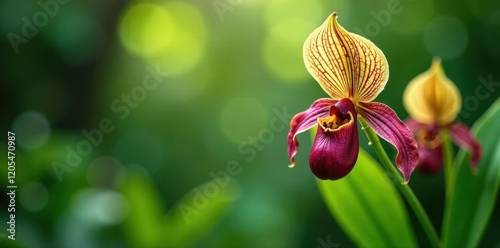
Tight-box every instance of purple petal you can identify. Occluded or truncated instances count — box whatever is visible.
[359,102,419,183]
[287,98,337,167]
[310,98,358,180]
[417,145,443,175]
[404,117,426,133]
[411,124,444,175]
[448,122,482,168]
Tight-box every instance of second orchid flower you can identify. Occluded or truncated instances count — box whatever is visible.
[403,58,482,174]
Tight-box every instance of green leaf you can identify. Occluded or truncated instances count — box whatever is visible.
[442,98,500,248]
[165,178,240,247]
[317,149,418,248]
[121,171,165,247]
[121,169,238,247]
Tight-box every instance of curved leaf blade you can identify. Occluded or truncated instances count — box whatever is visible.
[317,149,417,248]
[443,98,500,248]
[121,170,239,248]
[166,179,240,247]
[121,171,165,247]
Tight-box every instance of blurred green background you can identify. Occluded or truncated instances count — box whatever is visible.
[1,0,499,247]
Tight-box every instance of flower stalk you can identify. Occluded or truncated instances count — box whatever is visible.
[442,131,455,204]
[359,117,441,248]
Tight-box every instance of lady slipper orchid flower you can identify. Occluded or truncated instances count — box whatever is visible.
[403,58,482,174]
[287,13,419,183]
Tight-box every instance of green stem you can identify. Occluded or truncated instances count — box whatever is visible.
[358,117,441,248]
[442,131,455,205]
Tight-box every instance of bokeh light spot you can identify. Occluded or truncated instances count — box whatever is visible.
[119,3,172,56]
[20,181,49,212]
[424,16,468,59]
[119,2,206,74]
[92,190,128,225]
[148,2,206,74]
[50,9,105,65]
[262,0,326,83]
[262,18,315,82]
[74,189,128,225]
[12,110,51,149]
[219,97,269,144]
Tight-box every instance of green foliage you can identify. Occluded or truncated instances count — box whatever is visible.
[442,98,500,248]
[121,170,238,247]
[166,179,239,247]
[317,149,417,248]
[121,171,165,247]
[2,0,499,246]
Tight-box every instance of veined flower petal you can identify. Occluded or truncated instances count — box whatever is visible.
[448,122,482,168]
[310,98,358,180]
[287,98,337,168]
[303,13,389,102]
[359,102,419,183]
[403,58,462,126]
